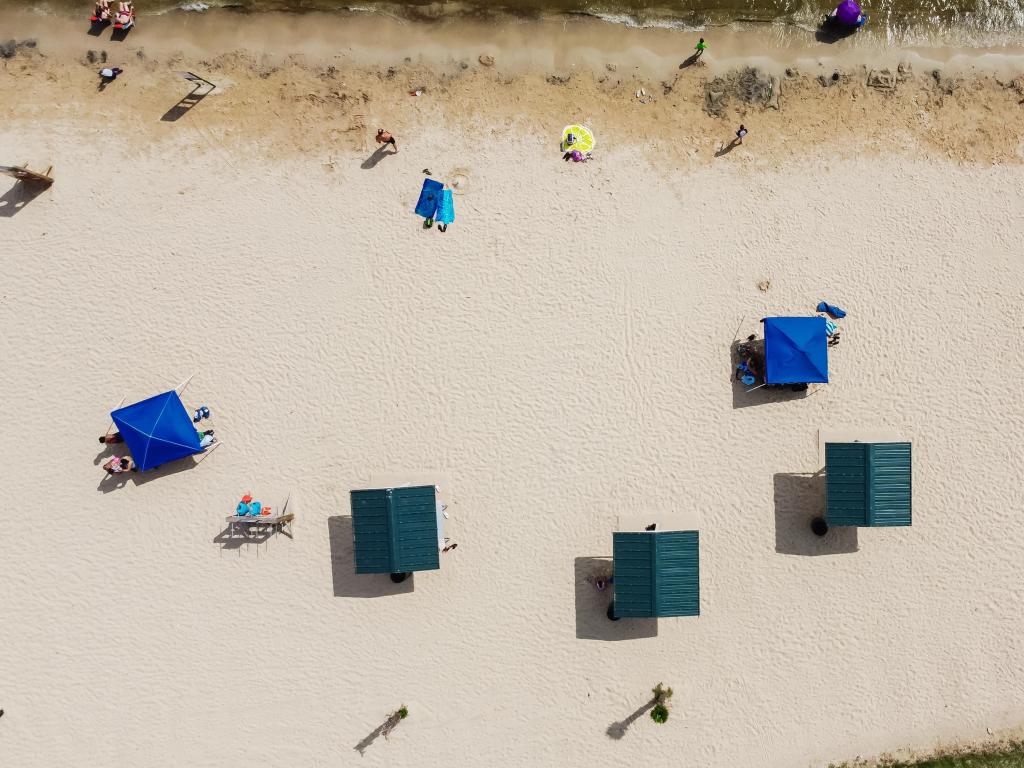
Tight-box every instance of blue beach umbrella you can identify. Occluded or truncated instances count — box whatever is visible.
[111,391,203,471]
[763,317,829,384]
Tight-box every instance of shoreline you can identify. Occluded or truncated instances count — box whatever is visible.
[20,0,1024,49]
[2,10,1023,168]
[6,8,1024,76]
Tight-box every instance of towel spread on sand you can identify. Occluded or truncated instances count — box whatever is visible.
[817,301,847,319]
[415,178,443,219]
[437,189,455,225]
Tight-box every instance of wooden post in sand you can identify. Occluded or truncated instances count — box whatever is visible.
[0,164,53,186]
[105,395,126,436]
[174,373,195,398]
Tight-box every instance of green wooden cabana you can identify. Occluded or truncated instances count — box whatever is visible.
[611,531,700,619]
[825,442,912,527]
[350,486,440,574]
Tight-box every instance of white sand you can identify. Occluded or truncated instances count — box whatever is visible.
[2,20,1024,767]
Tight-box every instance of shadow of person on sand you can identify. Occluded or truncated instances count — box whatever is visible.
[715,138,740,157]
[679,52,701,69]
[360,145,394,170]
[606,698,656,739]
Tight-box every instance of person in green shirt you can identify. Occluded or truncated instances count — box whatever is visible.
[694,37,707,60]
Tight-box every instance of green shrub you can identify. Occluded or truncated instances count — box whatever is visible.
[397,706,409,720]
[650,704,669,724]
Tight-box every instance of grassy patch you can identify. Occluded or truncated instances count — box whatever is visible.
[828,741,1024,768]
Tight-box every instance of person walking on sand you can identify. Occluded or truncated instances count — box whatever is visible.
[376,129,398,153]
[694,37,707,59]
[735,124,748,145]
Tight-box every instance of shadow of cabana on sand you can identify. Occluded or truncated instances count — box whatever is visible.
[774,441,912,554]
[774,471,858,556]
[574,557,656,641]
[328,515,416,598]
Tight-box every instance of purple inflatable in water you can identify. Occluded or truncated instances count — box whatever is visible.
[835,0,862,25]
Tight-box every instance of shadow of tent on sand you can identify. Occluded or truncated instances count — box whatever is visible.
[730,340,813,410]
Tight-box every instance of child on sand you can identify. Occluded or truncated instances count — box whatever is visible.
[694,38,707,59]
[103,456,136,474]
[376,129,398,153]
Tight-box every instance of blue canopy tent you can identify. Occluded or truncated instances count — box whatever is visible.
[111,391,202,471]
[763,316,829,384]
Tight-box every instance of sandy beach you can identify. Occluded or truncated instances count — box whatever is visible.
[1,9,1024,767]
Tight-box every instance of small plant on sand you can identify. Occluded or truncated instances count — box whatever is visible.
[650,683,673,724]
[381,705,408,740]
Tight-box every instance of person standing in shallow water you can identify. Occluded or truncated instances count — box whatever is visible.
[376,129,397,153]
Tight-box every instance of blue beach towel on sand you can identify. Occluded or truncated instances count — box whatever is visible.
[437,189,455,225]
[415,178,443,219]
[816,301,847,319]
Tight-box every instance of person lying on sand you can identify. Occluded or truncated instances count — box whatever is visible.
[98,431,124,444]
[197,429,216,450]
[94,0,111,21]
[103,456,136,474]
[115,1,133,25]
[98,67,123,84]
